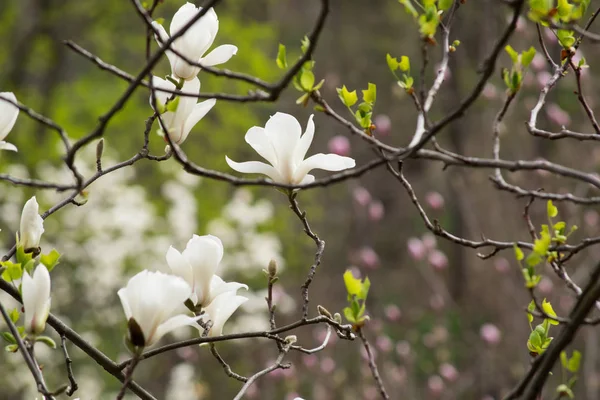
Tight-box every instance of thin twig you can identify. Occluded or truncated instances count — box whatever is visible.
[358,328,389,400]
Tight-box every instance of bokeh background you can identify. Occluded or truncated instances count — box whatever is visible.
[1,0,600,399]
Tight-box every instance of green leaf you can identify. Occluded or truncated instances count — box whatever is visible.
[154,17,165,26]
[529,329,543,349]
[343,270,362,297]
[547,200,558,218]
[438,0,453,11]
[300,70,315,91]
[343,307,356,324]
[561,351,568,369]
[4,344,18,353]
[556,384,574,399]
[542,299,559,325]
[399,56,411,72]
[386,54,399,72]
[1,332,16,344]
[557,0,574,20]
[40,249,61,272]
[358,276,371,301]
[295,93,310,106]
[35,336,57,349]
[521,47,537,68]
[514,245,524,261]
[166,96,180,112]
[300,36,310,54]
[9,309,19,324]
[567,350,581,373]
[1,262,23,283]
[505,45,519,64]
[313,79,325,91]
[336,86,358,108]
[15,245,33,266]
[526,252,542,267]
[398,0,419,17]
[362,83,377,105]
[527,300,536,324]
[557,29,576,48]
[276,44,287,69]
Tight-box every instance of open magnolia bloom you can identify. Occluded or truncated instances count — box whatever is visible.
[22,265,51,335]
[150,76,216,144]
[152,4,238,80]
[0,92,19,151]
[118,270,202,348]
[19,196,45,252]
[226,113,356,185]
[166,234,247,307]
[202,291,248,337]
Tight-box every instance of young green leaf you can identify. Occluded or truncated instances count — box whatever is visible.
[521,47,537,68]
[343,270,362,297]
[547,200,558,218]
[300,70,315,91]
[362,83,377,105]
[567,350,581,373]
[398,0,419,17]
[505,45,519,64]
[276,44,288,69]
[438,0,453,11]
[336,86,358,108]
[542,299,559,326]
[40,249,61,272]
[514,244,524,261]
[399,56,411,72]
[386,54,399,72]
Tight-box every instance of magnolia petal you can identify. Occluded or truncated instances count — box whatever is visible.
[0,92,19,141]
[204,292,248,337]
[299,174,315,185]
[151,314,202,347]
[0,141,17,152]
[19,197,44,250]
[200,8,219,51]
[21,265,51,335]
[225,157,282,182]
[293,153,356,184]
[293,114,315,166]
[245,127,278,166]
[166,246,194,288]
[183,235,223,305]
[207,275,248,305]
[117,288,133,320]
[264,112,302,158]
[169,2,199,38]
[149,76,175,110]
[21,271,36,333]
[199,45,238,67]
[180,98,216,144]
[151,22,178,74]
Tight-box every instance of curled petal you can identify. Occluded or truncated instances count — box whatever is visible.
[293,114,315,166]
[151,314,202,347]
[166,246,194,288]
[180,98,216,144]
[293,153,355,184]
[245,127,277,166]
[204,292,248,337]
[225,157,282,182]
[151,22,178,74]
[199,45,238,67]
[0,141,17,152]
[0,92,19,141]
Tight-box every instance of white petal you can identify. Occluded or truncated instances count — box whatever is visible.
[206,275,248,305]
[21,270,36,332]
[264,113,302,181]
[200,8,220,50]
[204,292,248,337]
[299,174,315,185]
[245,127,277,166]
[19,197,44,250]
[180,98,216,144]
[0,141,17,152]
[117,288,133,320]
[293,154,356,184]
[293,114,315,166]
[21,265,51,334]
[225,157,282,182]
[149,76,175,110]
[0,92,19,141]
[166,246,194,288]
[170,3,199,37]
[199,45,238,67]
[152,22,179,75]
[150,314,201,347]
[183,235,223,306]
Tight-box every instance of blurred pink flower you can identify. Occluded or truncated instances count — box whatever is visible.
[320,357,336,374]
[439,363,459,382]
[538,277,554,294]
[363,386,379,400]
[531,53,547,71]
[584,210,599,227]
[430,293,446,311]
[374,114,392,136]
[396,340,411,358]
[359,246,380,269]
[376,335,393,353]
[407,237,426,261]
[302,354,318,368]
[544,29,558,43]
[494,257,510,273]
[425,191,445,210]
[536,71,553,88]
[353,187,372,206]
[480,323,501,345]
[428,250,448,270]
[328,135,351,157]
[482,83,498,100]
[546,103,571,127]
[422,233,437,250]
[423,333,437,349]
[428,375,445,396]
[368,201,385,221]
[384,304,402,322]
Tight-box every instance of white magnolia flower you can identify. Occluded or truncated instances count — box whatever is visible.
[166,234,247,307]
[118,270,201,348]
[202,291,247,337]
[0,92,19,151]
[153,4,238,80]
[19,196,44,251]
[151,76,216,144]
[226,113,356,185]
[22,265,51,335]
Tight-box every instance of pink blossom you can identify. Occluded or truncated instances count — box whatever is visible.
[374,114,392,136]
[546,103,571,127]
[439,363,459,382]
[359,246,380,269]
[387,364,407,385]
[395,340,411,358]
[480,323,501,345]
[482,83,498,100]
[428,375,445,396]
[302,354,318,368]
[407,237,426,261]
[584,210,599,227]
[353,187,372,206]
[425,191,445,210]
[422,233,437,250]
[494,257,510,273]
[428,250,448,271]
[384,304,402,322]
[538,277,554,295]
[320,357,336,374]
[376,335,393,353]
[327,135,351,157]
[368,201,385,221]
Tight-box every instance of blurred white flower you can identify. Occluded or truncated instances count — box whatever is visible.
[22,265,51,335]
[150,76,216,144]
[0,92,19,151]
[202,291,247,336]
[153,4,238,80]
[226,113,356,185]
[166,234,247,307]
[19,196,44,252]
[118,270,201,348]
